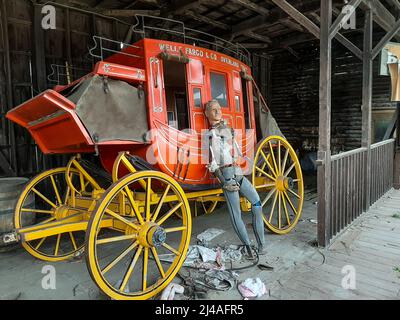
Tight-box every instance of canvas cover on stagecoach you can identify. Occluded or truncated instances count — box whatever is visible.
[64,74,149,144]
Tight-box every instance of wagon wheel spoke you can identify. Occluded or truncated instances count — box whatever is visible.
[151,247,166,278]
[260,151,277,177]
[31,188,57,209]
[278,192,282,229]
[255,166,276,182]
[21,208,54,215]
[124,187,144,225]
[69,232,78,251]
[278,140,281,175]
[287,188,300,199]
[162,242,181,256]
[282,192,291,226]
[262,187,276,207]
[269,141,279,175]
[50,175,62,206]
[101,241,139,275]
[96,234,137,245]
[120,246,143,292]
[35,237,47,250]
[151,185,171,222]
[156,202,183,226]
[143,247,149,291]
[283,191,299,216]
[145,178,152,222]
[281,148,289,174]
[165,226,186,233]
[268,191,279,223]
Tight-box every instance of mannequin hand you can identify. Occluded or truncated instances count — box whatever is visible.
[223,178,240,192]
[207,161,219,173]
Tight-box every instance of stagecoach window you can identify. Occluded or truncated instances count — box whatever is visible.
[235,95,240,112]
[210,72,228,108]
[193,88,202,108]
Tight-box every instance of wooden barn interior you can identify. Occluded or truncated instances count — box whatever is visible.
[1,0,400,301]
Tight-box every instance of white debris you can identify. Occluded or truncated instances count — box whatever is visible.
[238,278,266,299]
[196,228,225,244]
[160,283,185,300]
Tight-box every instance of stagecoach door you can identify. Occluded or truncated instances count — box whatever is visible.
[187,59,206,133]
[162,60,190,130]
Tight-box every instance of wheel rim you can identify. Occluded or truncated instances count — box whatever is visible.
[85,171,191,300]
[252,136,304,234]
[15,168,86,261]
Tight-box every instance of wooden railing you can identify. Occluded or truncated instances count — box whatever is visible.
[330,147,367,240]
[370,139,395,205]
[327,139,394,242]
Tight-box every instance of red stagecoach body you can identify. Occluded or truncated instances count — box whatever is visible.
[6,38,257,190]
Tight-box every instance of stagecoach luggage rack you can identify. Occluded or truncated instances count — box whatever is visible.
[47,64,91,85]
[87,15,251,66]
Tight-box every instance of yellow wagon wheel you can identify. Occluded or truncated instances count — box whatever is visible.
[199,197,220,215]
[252,136,304,234]
[66,155,103,195]
[15,167,86,261]
[85,171,191,300]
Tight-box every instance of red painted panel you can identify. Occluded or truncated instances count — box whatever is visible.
[188,59,204,84]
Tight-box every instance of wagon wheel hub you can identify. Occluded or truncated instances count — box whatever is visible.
[137,222,166,248]
[54,205,73,220]
[276,176,288,191]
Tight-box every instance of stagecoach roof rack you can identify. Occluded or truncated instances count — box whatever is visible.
[89,36,143,62]
[132,15,252,66]
[47,64,91,85]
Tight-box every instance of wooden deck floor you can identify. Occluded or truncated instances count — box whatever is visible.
[265,188,400,300]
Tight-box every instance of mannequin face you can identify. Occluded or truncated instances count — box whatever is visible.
[205,101,222,125]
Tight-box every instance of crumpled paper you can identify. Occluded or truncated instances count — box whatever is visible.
[238,278,266,299]
[196,228,225,245]
[160,283,185,300]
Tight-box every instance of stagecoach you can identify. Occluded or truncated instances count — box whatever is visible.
[5,16,304,300]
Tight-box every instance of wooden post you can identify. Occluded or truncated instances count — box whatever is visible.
[33,4,48,171]
[317,0,332,246]
[1,0,17,176]
[362,9,373,210]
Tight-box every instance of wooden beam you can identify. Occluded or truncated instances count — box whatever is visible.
[229,1,320,37]
[317,0,332,247]
[184,11,231,30]
[386,0,400,11]
[329,0,362,39]
[33,4,47,92]
[240,43,270,49]
[362,9,373,210]
[0,150,13,176]
[162,0,200,16]
[231,15,270,37]
[100,9,161,16]
[231,0,270,16]
[124,0,159,9]
[1,0,17,176]
[244,31,272,44]
[280,18,305,33]
[309,11,363,60]
[270,0,320,38]
[372,18,400,59]
[361,0,400,41]
[335,33,363,60]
